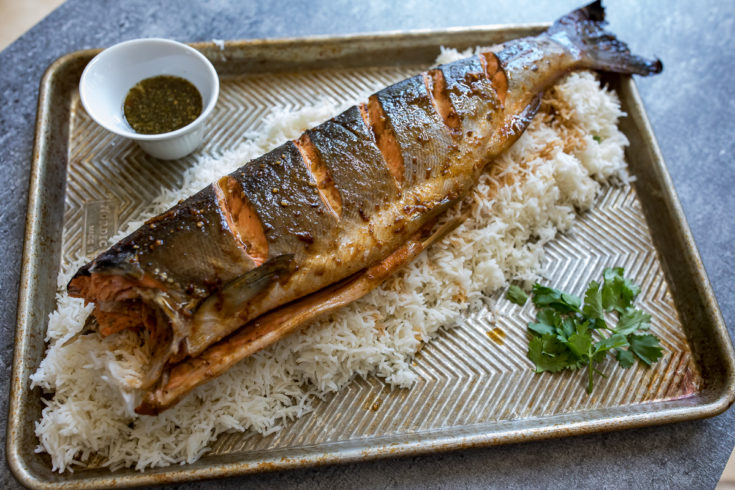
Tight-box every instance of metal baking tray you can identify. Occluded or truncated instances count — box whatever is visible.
[8,25,735,488]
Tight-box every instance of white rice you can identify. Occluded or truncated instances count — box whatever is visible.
[31,48,628,472]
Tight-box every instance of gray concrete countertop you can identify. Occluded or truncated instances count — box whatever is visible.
[1,0,733,488]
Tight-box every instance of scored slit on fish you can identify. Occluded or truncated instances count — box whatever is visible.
[366,96,406,189]
[479,52,508,106]
[294,133,343,219]
[214,176,269,266]
[424,68,461,134]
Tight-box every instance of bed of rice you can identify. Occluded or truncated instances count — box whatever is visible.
[30,48,630,472]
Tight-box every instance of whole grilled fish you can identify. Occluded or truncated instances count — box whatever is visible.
[68,1,661,414]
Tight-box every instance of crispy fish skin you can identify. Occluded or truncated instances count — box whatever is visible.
[67,1,662,413]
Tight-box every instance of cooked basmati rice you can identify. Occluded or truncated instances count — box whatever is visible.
[31,48,629,472]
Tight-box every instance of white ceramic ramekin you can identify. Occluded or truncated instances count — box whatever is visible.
[79,38,219,160]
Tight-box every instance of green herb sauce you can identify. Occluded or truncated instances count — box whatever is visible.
[123,75,202,134]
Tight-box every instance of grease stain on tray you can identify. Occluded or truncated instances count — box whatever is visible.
[486,327,506,345]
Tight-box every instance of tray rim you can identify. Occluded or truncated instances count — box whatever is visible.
[7,24,735,489]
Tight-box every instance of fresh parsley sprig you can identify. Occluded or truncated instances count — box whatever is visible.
[506,267,663,393]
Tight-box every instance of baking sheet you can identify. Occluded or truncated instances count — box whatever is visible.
[8,25,735,488]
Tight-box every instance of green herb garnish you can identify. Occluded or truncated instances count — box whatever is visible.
[519,268,662,393]
[593,135,602,143]
[505,284,528,306]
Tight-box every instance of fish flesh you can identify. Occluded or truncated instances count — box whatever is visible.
[68,1,662,414]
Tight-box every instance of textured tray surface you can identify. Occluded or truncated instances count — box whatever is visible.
[63,64,699,462]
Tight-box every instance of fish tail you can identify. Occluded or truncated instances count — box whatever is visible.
[549,0,662,76]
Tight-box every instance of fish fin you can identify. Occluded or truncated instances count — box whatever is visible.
[195,254,295,319]
[421,214,468,249]
[405,196,462,233]
[549,1,662,76]
[136,216,467,415]
[59,315,98,348]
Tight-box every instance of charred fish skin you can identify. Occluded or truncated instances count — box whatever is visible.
[68,184,257,310]
[303,105,398,224]
[186,137,380,353]
[371,74,454,188]
[438,56,503,131]
[228,141,338,260]
[67,1,663,413]
[187,113,405,353]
